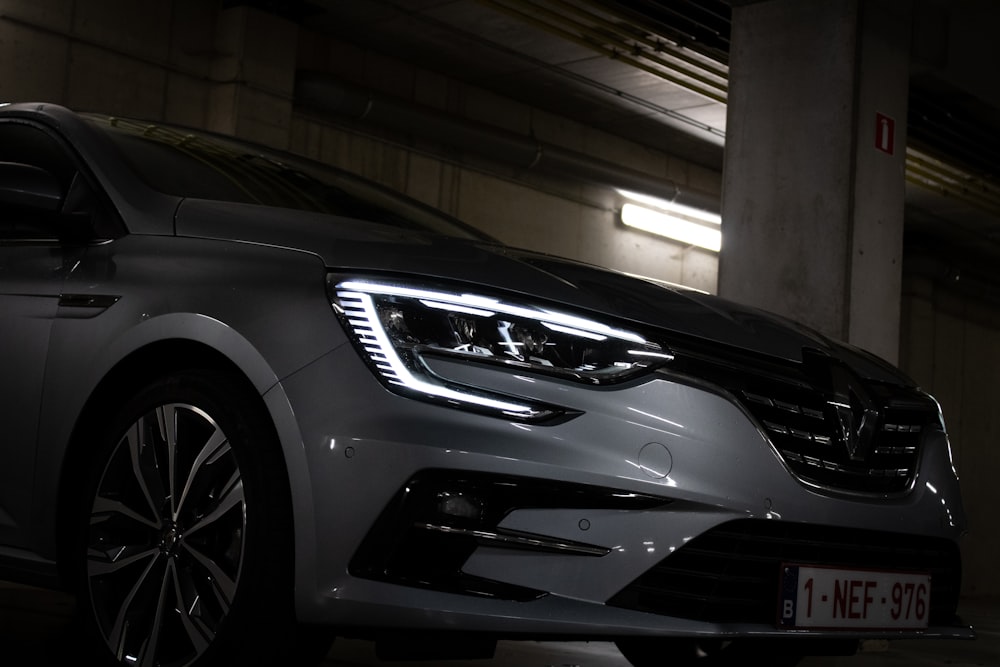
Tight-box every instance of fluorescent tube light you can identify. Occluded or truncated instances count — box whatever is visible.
[617,190,722,225]
[620,202,722,252]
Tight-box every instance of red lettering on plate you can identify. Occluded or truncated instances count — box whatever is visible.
[864,581,876,618]
[833,579,848,618]
[848,580,863,619]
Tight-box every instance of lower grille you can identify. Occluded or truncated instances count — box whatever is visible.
[607,519,962,627]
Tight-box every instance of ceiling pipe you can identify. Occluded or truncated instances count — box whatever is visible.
[481,0,728,103]
[295,73,720,215]
[905,147,1000,217]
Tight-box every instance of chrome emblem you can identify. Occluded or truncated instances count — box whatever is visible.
[827,364,879,461]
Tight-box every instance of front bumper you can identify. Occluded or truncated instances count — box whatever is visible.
[275,344,970,640]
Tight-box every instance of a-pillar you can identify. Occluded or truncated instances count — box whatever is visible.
[718,0,911,364]
[208,5,298,150]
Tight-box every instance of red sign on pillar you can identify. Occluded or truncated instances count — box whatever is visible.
[875,112,895,155]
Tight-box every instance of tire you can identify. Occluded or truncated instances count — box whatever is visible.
[76,370,328,667]
[616,638,803,667]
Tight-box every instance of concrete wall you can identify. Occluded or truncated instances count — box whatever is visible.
[286,111,719,291]
[0,0,719,292]
[900,275,1000,597]
[291,29,721,290]
[1,0,997,596]
[0,0,219,127]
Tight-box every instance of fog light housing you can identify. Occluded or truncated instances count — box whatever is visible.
[437,492,483,522]
[349,470,668,600]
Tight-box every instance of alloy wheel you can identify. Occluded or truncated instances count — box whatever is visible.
[86,402,246,667]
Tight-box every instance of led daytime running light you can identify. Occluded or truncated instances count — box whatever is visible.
[338,280,647,345]
[332,278,672,422]
[338,289,543,418]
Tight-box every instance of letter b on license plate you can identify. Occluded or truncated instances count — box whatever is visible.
[779,564,931,629]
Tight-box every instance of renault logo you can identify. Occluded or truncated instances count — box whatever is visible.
[804,350,880,462]
[827,364,879,461]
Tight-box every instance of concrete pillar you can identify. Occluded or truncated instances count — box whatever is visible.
[208,6,298,149]
[718,0,911,364]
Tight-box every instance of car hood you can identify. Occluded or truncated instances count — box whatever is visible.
[175,199,910,385]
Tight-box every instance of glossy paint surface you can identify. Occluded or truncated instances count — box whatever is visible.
[0,103,970,651]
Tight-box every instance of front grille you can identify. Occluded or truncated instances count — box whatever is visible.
[737,379,933,494]
[607,519,962,627]
[667,349,938,495]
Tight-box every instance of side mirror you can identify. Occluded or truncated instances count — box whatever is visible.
[0,161,62,212]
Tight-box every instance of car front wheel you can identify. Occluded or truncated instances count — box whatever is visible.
[77,370,322,666]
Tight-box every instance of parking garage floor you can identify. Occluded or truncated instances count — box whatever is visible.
[2,582,996,666]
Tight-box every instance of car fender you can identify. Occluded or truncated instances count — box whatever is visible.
[31,288,341,580]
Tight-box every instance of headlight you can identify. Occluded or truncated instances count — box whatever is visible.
[328,275,672,422]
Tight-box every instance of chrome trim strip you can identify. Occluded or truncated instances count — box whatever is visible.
[417,523,610,556]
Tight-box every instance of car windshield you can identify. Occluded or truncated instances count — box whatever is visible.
[83,114,493,242]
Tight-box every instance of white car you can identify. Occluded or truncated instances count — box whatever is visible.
[0,102,972,666]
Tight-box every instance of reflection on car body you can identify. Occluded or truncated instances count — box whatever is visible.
[0,102,972,667]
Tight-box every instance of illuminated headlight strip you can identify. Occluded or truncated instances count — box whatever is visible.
[338,279,647,345]
[338,290,545,419]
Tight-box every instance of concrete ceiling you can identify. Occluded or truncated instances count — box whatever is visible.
[283,0,1000,286]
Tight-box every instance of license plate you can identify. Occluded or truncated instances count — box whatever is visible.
[778,564,931,630]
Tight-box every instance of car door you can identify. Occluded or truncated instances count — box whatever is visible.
[0,120,86,548]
